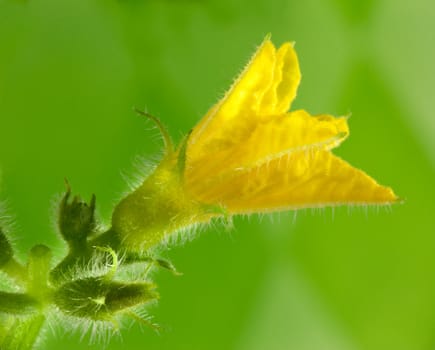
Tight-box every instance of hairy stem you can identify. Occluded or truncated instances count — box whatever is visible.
[1,314,45,350]
[50,228,121,284]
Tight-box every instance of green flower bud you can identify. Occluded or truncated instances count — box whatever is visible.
[54,276,158,322]
[58,181,96,245]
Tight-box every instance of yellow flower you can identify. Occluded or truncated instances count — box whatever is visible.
[184,37,397,213]
[112,37,398,252]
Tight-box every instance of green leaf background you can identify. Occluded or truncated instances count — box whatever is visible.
[1,0,434,349]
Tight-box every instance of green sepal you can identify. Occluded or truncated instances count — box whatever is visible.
[134,108,175,155]
[124,253,182,276]
[154,258,182,276]
[54,277,158,321]
[176,130,192,178]
[0,292,40,315]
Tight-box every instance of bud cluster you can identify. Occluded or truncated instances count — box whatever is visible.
[0,183,175,349]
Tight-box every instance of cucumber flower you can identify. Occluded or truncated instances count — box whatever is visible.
[112,37,398,252]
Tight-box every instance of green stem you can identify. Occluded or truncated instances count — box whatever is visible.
[1,314,45,350]
[89,227,121,250]
[50,228,121,284]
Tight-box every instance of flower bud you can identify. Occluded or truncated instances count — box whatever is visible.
[54,276,158,321]
[58,182,96,245]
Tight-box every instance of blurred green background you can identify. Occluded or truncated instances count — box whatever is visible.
[1,0,434,349]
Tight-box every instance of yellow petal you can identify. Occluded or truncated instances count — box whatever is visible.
[258,42,300,116]
[187,149,398,213]
[185,110,348,187]
[188,37,301,161]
